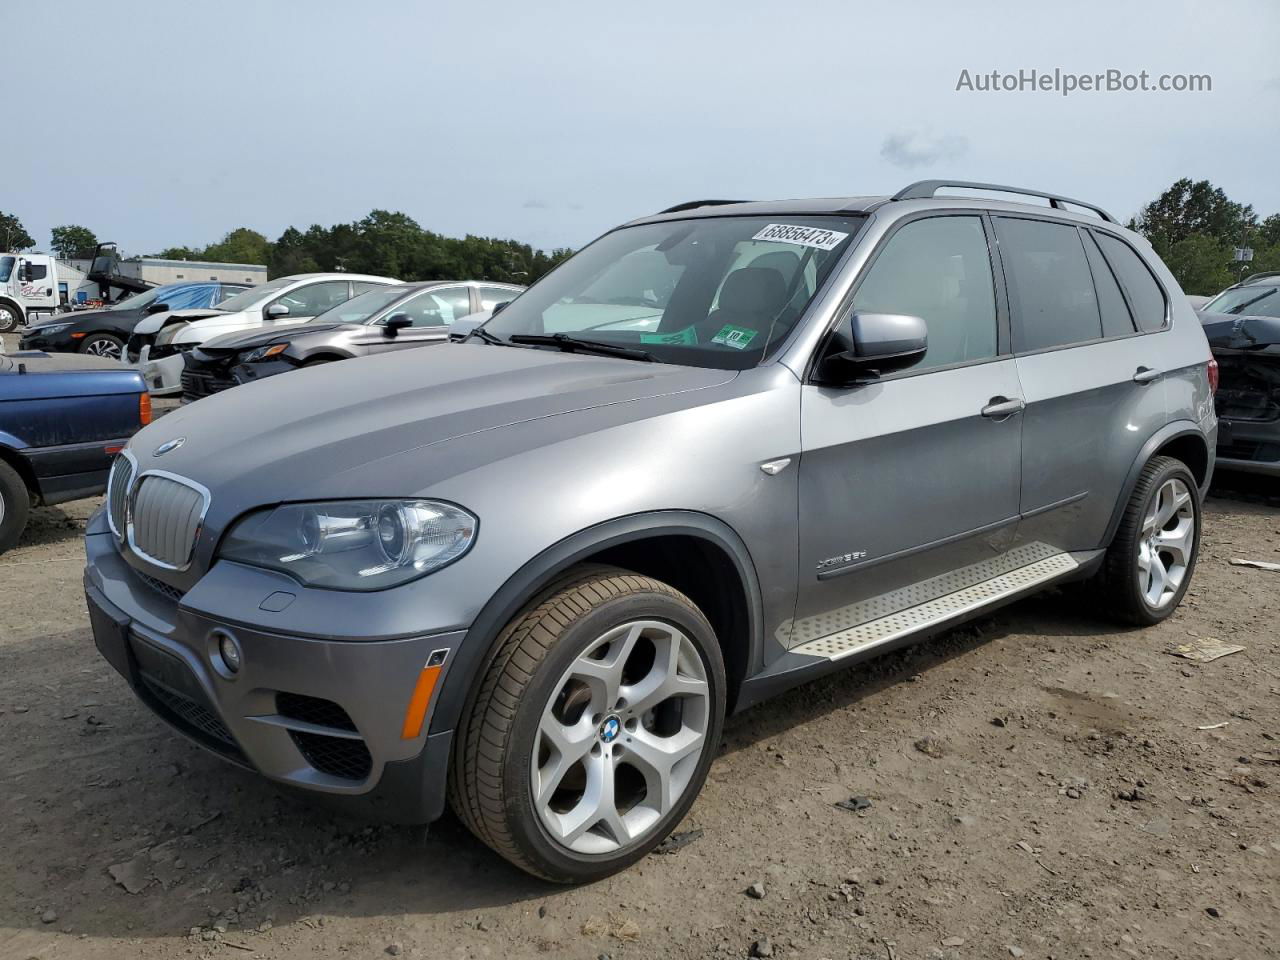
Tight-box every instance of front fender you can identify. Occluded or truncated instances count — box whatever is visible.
[427,510,764,738]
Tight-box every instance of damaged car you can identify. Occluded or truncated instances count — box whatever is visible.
[1198,272,1280,476]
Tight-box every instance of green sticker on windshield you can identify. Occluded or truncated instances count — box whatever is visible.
[710,325,758,350]
[640,327,699,345]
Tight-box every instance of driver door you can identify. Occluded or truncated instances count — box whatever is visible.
[793,213,1024,650]
[359,286,473,355]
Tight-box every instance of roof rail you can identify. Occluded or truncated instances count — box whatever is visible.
[658,199,748,215]
[892,180,1117,223]
[1240,271,1280,285]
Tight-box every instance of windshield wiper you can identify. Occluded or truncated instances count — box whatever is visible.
[465,326,510,346]
[508,333,657,362]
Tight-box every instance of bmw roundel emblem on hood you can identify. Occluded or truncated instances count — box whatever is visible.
[153,437,186,457]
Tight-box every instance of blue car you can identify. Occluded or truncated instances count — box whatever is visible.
[18,281,250,361]
[0,351,150,553]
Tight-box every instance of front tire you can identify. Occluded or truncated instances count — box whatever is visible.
[0,303,20,334]
[79,332,125,360]
[1096,455,1200,625]
[0,460,32,555]
[449,568,725,882]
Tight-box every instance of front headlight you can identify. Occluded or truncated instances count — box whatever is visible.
[241,343,288,363]
[31,321,73,335]
[218,499,477,590]
[154,323,191,347]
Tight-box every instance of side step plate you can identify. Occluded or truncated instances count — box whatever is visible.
[791,553,1078,661]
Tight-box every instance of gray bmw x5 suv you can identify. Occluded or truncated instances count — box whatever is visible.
[85,180,1217,882]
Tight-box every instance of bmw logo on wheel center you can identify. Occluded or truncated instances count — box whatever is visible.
[598,715,621,744]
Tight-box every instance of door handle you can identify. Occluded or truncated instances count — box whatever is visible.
[1133,366,1161,384]
[981,396,1025,420]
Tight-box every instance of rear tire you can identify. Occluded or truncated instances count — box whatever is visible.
[0,460,32,556]
[1096,456,1200,625]
[79,333,125,360]
[449,567,725,882]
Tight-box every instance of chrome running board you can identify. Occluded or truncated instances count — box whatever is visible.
[791,552,1079,662]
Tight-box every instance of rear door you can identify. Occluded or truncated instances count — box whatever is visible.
[793,213,1024,649]
[996,215,1170,553]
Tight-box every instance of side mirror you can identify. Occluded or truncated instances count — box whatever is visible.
[491,301,510,315]
[145,302,170,315]
[383,314,412,337]
[818,311,928,385]
[18,262,32,283]
[265,303,290,319]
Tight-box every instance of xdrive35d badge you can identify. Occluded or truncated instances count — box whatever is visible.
[85,179,1216,882]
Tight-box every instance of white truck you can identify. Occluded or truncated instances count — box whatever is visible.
[0,243,153,333]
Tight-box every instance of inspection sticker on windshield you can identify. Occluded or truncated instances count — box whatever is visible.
[752,223,849,251]
[640,327,698,345]
[711,325,758,350]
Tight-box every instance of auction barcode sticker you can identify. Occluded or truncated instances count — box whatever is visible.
[751,223,849,251]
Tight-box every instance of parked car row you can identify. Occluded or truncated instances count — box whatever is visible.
[81,180,1221,883]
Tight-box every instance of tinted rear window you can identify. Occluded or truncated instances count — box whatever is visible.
[1094,232,1167,332]
[1081,231,1136,339]
[996,217,1101,352]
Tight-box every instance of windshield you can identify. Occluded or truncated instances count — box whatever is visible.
[0,257,13,283]
[1204,284,1280,318]
[483,215,864,369]
[308,285,408,324]
[106,287,162,311]
[213,277,296,313]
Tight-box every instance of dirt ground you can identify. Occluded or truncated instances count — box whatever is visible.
[2,333,1278,959]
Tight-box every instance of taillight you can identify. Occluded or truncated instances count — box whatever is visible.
[139,392,153,425]
[1207,357,1219,394]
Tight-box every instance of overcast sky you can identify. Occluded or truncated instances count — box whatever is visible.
[14,0,1278,257]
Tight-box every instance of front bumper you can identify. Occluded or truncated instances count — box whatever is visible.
[181,356,292,402]
[84,522,463,823]
[137,345,186,396]
[1215,417,1280,477]
[18,329,77,353]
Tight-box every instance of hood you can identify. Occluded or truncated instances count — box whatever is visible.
[1198,311,1280,352]
[132,307,237,337]
[129,343,735,516]
[198,323,352,355]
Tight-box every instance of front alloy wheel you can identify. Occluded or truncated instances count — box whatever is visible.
[450,568,725,882]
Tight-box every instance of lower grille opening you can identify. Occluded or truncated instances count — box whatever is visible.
[276,692,358,732]
[290,731,373,780]
[139,673,245,762]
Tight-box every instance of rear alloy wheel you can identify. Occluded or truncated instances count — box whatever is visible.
[79,333,125,360]
[0,304,19,334]
[450,568,725,882]
[1097,455,1201,625]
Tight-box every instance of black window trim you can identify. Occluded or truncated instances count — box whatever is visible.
[990,211,1173,360]
[1086,226,1171,334]
[804,209,1011,386]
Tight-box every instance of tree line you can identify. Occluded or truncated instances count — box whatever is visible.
[4,180,1277,295]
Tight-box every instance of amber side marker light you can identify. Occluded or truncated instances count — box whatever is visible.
[139,392,153,426]
[401,648,450,739]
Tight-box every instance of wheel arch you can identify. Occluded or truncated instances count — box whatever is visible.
[1102,421,1211,547]
[0,442,39,500]
[429,511,764,738]
[0,297,24,326]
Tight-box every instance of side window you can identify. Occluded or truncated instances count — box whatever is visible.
[851,215,997,371]
[1094,233,1168,332]
[479,286,520,311]
[995,217,1101,352]
[1080,231,1135,338]
[216,285,248,304]
[274,280,351,317]
[26,263,49,281]
[353,280,392,295]
[391,287,472,327]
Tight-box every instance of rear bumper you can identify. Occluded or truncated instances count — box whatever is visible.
[26,437,131,505]
[1215,416,1280,477]
[84,526,463,824]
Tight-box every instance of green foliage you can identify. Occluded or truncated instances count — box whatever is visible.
[151,212,574,284]
[1132,179,1279,295]
[0,212,35,252]
[49,224,99,259]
